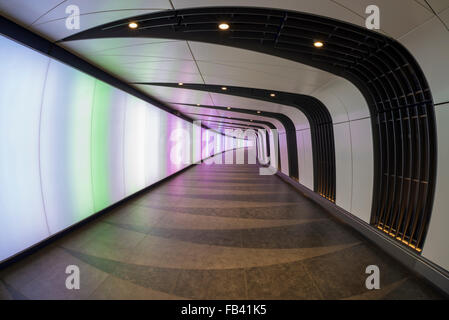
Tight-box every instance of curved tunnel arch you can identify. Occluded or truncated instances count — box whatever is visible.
[62,6,437,251]
[140,82,336,201]
[184,102,293,173]
[188,112,277,166]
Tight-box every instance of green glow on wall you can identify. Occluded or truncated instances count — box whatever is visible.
[91,80,112,211]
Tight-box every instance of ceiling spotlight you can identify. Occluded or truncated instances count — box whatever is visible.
[314,41,324,48]
[178,82,184,86]
[257,110,261,114]
[270,93,276,97]
[227,106,231,110]
[218,23,230,30]
[128,22,138,29]
[221,87,227,91]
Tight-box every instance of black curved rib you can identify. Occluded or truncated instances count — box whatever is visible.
[62,6,437,251]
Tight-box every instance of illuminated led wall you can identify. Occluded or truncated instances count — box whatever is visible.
[200,129,247,160]
[0,35,195,262]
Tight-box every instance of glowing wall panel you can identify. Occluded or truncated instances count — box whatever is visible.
[0,35,195,263]
[123,95,148,196]
[166,113,192,175]
[40,59,96,233]
[91,81,126,211]
[145,106,161,184]
[0,36,50,261]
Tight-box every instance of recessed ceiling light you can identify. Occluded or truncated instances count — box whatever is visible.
[218,23,229,30]
[196,103,200,106]
[178,82,184,86]
[221,87,227,91]
[257,111,261,114]
[128,22,138,29]
[314,41,324,48]
[270,93,276,97]
[227,106,231,110]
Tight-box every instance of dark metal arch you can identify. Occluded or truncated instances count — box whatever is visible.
[142,82,336,201]
[62,6,438,251]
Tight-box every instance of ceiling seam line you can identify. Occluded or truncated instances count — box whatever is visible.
[30,0,67,26]
[424,0,449,30]
[185,40,217,107]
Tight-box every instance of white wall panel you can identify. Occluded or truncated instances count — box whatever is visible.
[279,132,289,176]
[301,129,314,190]
[296,131,306,182]
[350,118,374,223]
[123,95,147,196]
[0,35,197,263]
[312,78,370,123]
[333,122,352,212]
[0,36,50,262]
[312,82,349,124]
[40,59,96,233]
[422,105,449,271]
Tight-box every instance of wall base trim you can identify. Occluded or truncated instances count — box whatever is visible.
[276,171,449,297]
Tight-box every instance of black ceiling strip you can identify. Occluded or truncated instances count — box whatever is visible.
[147,82,336,201]
[61,6,437,252]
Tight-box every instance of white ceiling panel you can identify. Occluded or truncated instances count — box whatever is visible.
[426,0,449,13]
[0,0,63,25]
[171,0,364,26]
[135,85,214,105]
[440,6,449,26]
[125,70,203,83]
[189,41,336,94]
[196,61,330,95]
[172,0,435,39]
[31,9,165,41]
[62,40,202,83]
[61,38,179,54]
[334,0,434,38]
[399,14,449,104]
[208,93,310,130]
[66,39,192,60]
[189,41,314,68]
[32,0,171,24]
[169,104,285,131]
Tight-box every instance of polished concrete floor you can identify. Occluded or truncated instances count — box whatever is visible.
[0,149,444,299]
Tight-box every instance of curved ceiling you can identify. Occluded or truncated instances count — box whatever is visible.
[1,0,445,41]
